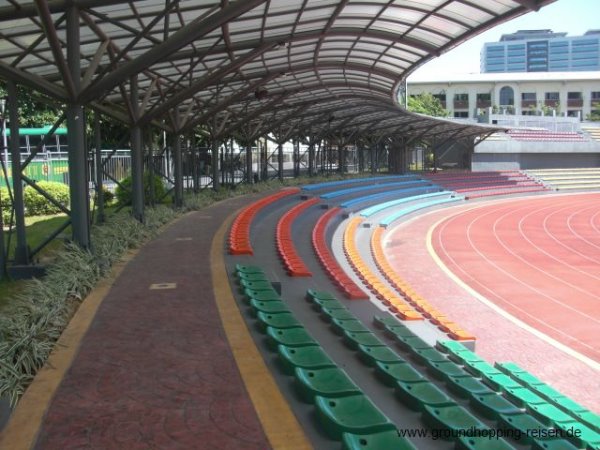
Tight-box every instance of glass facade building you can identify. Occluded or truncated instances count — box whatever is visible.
[481,30,600,73]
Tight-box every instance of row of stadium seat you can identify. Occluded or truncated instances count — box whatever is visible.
[370,226,476,342]
[343,216,421,321]
[236,265,416,449]
[275,197,319,276]
[312,207,369,300]
[440,342,600,449]
[307,291,520,450]
[229,188,300,255]
[373,316,587,450]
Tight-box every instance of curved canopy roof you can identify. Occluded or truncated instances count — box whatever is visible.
[0,0,555,140]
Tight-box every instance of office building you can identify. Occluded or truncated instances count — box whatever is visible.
[481,29,600,73]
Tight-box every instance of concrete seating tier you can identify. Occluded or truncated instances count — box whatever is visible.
[229,188,300,255]
[276,197,319,276]
[526,168,600,191]
[507,130,587,142]
[424,171,548,199]
[301,175,416,192]
[340,184,439,210]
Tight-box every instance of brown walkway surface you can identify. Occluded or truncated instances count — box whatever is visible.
[27,197,271,449]
[384,196,600,414]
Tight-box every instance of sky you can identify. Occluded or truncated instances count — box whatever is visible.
[408,0,598,81]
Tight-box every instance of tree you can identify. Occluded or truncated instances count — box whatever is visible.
[407,93,448,117]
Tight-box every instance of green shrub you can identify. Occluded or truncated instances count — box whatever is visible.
[101,187,115,203]
[23,181,70,216]
[1,186,12,224]
[116,172,165,205]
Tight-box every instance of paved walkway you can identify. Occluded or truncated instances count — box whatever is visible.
[0,196,308,450]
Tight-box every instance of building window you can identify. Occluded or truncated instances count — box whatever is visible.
[499,86,514,106]
[453,93,469,109]
[521,93,536,101]
[453,111,469,118]
[476,93,491,108]
[545,92,559,100]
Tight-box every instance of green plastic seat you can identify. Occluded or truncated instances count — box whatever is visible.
[436,340,470,355]
[495,361,526,374]
[331,318,370,335]
[410,347,447,364]
[527,403,580,426]
[266,326,316,350]
[555,421,600,449]
[375,361,425,387]
[236,272,268,283]
[321,307,355,322]
[510,370,545,387]
[277,344,335,375]
[469,392,522,420]
[243,288,281,302]
[313,298,346,311]
[373,315,401,329]
[456,436,515,450]
[257,312,301,331]
[463,360,503,378]
[541,391,578,407]
[532,438,580,450]
[498,413,551,445]
[314,394,396,440]
[446,376,494,398]
[481,373,523,392]
[357,344,404,367]
[294,367,360,403]
[235,264,265,274]
[423,404,488,437]
[449,348,484,365]
[575,410,600,433]
[383,324,415,339]
[343,331,384,350]
[396,335,431,352]
[249,299,290,315]
[239,279,274,292]
[504,387,547,408]
[426,360,470,381]
[395,380,455,411]
[342,430,417,450]
[306,289,337,302]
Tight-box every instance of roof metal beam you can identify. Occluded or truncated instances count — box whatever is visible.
[139,42,277,124]
[0,60,67,100]
[33,0,77,99]
[78,0,267,103]
[0,0,141,20]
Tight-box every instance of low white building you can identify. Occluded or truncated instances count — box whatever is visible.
[407,71,600,120]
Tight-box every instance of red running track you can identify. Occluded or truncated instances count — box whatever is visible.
[432,193,600,363]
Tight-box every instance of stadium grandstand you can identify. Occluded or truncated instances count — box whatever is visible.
[0,1,599,449]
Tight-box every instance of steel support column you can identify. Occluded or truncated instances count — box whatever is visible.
[211,137,220,191]
[358,142,364,173]
[246,142,253,184]
[173,129,183,207]
[94,112,104,224]
[293,139,300,177]
[7,81,29,264]
[277,142,283,182]
[130,75,144,222]
[370,143,376,175]
[66,6,90,248]
[308,141,315,176]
